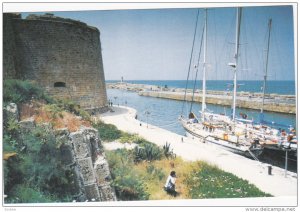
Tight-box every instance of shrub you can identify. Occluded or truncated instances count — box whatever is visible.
[132,136,151,145]
[3,118,20,139]
[56,98,90,120]
[93,121,122,141]
[6,185,54,203]
[119,132,138,143]
[105,149,149,201]
[133,143,163,163]
[3,79,53,105]
[4,126,76,202]
[44,104,64,119]
[163,142,176,159]
[113,172,149,201]
[3,134,18,152]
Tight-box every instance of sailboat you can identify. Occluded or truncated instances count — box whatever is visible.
[179,8,264,158]
[231,18,297,155]
[254,19,297,155]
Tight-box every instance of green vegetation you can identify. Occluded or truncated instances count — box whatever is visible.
[93,121,122,141]
[106,149,150,201]
[4,79,90,120]
[103,130,272,200]
[3,80,81,203]
[184,162,272,198]
[3,79,53,105]
[133,143,163,163]
[55,98,90,120]
[4,125,77,203]
[163,142,176,159]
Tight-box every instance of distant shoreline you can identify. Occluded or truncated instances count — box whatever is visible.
[106,82,296,114]
[106,80,296,96]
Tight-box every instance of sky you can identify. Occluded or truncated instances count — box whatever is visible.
[21,5,295,81]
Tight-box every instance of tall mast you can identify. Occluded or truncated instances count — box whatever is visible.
[231,7,242,121]
[260,19,272,122]
[201,9,208,120]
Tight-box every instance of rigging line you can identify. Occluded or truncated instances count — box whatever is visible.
[190,24,205,113]
[212,9,218,79]
[242,16,249,77]
[251,16,268,80]
[181,9,200,116]
[273,27,285,80]
[216,11,236,80]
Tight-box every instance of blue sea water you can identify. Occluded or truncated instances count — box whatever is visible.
[107,80,296,95]
[106,85,296,136]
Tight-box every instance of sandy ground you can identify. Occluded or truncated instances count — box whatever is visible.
[99,106,297,201]
[103,141,137,150]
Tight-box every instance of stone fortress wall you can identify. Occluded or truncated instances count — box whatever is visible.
[4,13,108,113]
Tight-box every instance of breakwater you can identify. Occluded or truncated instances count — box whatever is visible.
[107,82,296,114]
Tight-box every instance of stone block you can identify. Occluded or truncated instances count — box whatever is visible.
[84,183,101,201]
[69,131,90,158]
[4,103,19,122]
[99,185,117,201]
[94,156,112,186]
[77,157,95,184]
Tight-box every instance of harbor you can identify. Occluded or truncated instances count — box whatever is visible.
[99,105,297,198]
[106,87,297,172]
[107,82,296,114]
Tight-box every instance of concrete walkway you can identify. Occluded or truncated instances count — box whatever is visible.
[99,106,297,200]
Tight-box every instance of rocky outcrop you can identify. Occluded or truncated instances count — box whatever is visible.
[12,104,116,202]
[4,103,19,123]
[67,126,116,201]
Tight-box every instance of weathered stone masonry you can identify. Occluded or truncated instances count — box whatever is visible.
[3,13,108,112]
[4,103,116,202]
[67,126,117,201]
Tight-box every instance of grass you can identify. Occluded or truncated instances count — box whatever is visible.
[184,162,272,198]
[134,158,193,200]
[104,140,272,200]
[19,102,92,132]
[3,79,53,105]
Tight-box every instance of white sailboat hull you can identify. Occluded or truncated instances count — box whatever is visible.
[180,118,264,158]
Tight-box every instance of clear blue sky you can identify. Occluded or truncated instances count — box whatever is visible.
[22,5,295,81]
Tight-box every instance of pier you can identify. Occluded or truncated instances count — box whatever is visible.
[107,82,295,114]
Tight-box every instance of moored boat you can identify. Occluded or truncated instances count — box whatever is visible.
[179,8,265,159]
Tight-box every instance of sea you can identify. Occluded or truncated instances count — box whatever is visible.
[106,80,297,171]
[106,80,296,135]
[107,80,296,95]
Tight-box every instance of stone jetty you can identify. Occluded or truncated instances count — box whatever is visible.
[106,82,296,114]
